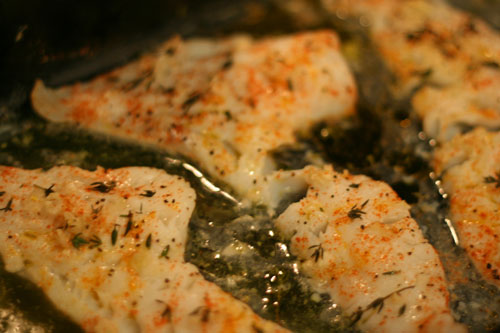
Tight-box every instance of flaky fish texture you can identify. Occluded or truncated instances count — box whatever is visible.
[322,0,500,142]
[323,0,500,93]
[273,165,465,333]
[31,31,356,206]
[434,128,500,289]
[413,66,500,142]
[0,166,288,333]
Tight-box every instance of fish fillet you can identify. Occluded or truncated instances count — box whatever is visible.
[0,166,288,333]
[321,0,500,142]
[322,0,500,93]
[320,0,500,297]
[31,31,357,206]
[433,128,500,288]
[273,165,465,332]
[413,66,500,142]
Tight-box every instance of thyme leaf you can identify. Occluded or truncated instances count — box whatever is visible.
[369,296,385,313]
[189,306,202,315]
[140,190,156,197]
[398,304,406,316]
[72,233,89,249]
[201,307,210,323]
[182,92,201,112]
[189,306,210,322]
[146,234,152,249]
[309,243,324,262]
[417,68,433,78]
[347,201,368,220]
[0,198,13,212]
[34,184,55,197]
[161,305,172,321]
[122,77,145,92]
[89,235,102,249]
[349,309,363,327]
[56,222,72,230]
[221,59,233,70]
[349,285,415,326]
[482,61,500,69]
[120,211,133,236]
[252,324,264,333]
[111,224,119,245]
[91,204,103,215]
[159,245,170,259]
[484,173,500,188]
[88,181,116,193]
[160,86,175,94]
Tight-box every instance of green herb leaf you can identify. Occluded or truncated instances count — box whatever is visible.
[120,211,133,236]
[140,190,156,197]
[88,181,116,193]
[398,304,406,316]
[0,198,13,212]
[484,173,500,188]
[91,204,103,215]
[124,220,133,236]
[182,93,201,111]
[222,59,233,70]
[111,225,118,245]
[160,245,170,259]
[309,244,324,262]
[161,305,172,320]
[72,233,89,249]
[347,203,366,220]
[201,307,210,323]
[34,184,55,197]
[349,285,415,326]
[89,235,102,249]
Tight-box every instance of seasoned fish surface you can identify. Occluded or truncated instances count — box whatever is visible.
[413,66,500,142]
[322,0,500,142]
[433,128,500,288]
[274,165,465,333]
[323,0,500,94]
[0,166,288,333]
[32,31,357,205]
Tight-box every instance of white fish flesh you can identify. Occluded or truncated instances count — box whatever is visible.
[0,166,289,333]
[413,66,500,142]
[31,31,357,206]
[433,128,500,288]
[322,0,500,96]
[321,0,500,143]
[273,165,466,332]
